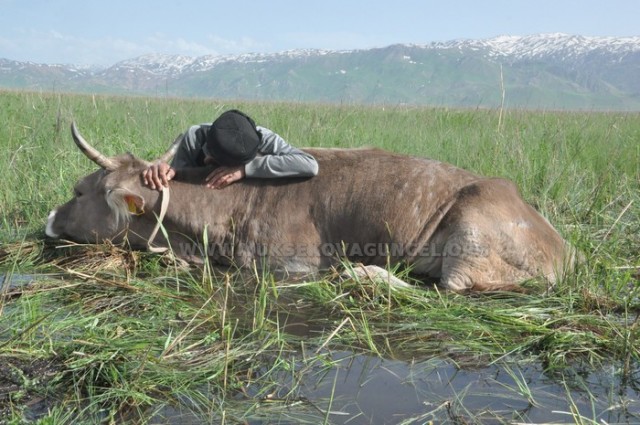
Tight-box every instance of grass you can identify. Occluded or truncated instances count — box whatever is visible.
[0,89,639,423]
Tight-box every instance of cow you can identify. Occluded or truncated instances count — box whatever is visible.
[45,122,577,292]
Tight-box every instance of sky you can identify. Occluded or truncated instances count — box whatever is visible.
[1,0,638,66]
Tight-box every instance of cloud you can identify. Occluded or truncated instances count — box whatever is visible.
[145,33,217,57]
[277,31,385,51]
[0,29,143,65]
[0,36,18,51]
[205,35,270,54]
[0,29,270,65]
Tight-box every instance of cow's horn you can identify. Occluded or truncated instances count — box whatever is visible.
[157,133,183,164]
[71,122,117,170]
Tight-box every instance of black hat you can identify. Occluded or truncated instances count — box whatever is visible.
[205,110,261,166]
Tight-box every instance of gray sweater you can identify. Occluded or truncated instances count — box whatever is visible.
[171,124,318,178]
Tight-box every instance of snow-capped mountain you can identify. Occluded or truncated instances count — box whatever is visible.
[105,33,640,77]
[109,48,342,77]
[433,33,640,61]
[1,33,639,110]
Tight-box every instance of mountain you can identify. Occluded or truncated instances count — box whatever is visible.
[1,33,639,110]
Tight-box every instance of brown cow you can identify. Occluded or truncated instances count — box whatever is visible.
[46,122,577,292]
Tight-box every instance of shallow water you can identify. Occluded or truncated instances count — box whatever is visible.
[255,352,638,424]
[0,273,37,291]
[147,349,639,424]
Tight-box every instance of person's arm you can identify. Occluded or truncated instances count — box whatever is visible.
[243,127,318,178]
[170,124,208,168]
[143,124,207,190]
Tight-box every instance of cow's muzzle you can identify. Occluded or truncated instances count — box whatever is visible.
[45,209,61,238]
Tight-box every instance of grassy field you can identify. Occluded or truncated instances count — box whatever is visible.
[0,90,639,424]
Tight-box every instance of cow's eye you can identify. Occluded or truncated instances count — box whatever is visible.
[74,189,83,197]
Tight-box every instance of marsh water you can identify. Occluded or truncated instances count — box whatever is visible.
[3,273,640,424]
[154,304,640,424]
[152,349,639,424]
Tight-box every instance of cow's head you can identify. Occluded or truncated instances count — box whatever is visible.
[45,122,180,248]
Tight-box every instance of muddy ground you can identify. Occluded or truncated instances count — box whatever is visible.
[0,356,61,422]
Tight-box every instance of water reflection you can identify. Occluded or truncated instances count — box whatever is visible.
[238,350,640,424]
[0,273,36,291]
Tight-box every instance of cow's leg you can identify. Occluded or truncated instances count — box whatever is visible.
[342,264,413,288]
[439,228,529,292]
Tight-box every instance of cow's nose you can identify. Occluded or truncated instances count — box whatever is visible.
[45,210,61,238]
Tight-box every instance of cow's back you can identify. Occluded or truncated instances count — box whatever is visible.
[302,148,481,249]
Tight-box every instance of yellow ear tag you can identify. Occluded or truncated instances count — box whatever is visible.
[125,196,144,215]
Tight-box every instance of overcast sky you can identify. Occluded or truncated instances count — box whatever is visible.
[1,0,638,66]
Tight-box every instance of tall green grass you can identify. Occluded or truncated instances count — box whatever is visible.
[1,90,639,423]
[1,90,638,242]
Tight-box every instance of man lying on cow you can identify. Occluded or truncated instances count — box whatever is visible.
[143,109,318,190]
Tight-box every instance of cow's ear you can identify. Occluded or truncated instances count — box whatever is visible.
[123,193,145,215]
[106,189,146,219]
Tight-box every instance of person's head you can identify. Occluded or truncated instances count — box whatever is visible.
[203,110,260,166]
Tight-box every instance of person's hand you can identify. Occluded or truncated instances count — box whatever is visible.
[205,165,245,189]
[142,161,175,191]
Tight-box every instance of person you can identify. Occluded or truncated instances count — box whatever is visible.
[143,109,318,190]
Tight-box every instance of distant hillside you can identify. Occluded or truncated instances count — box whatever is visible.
[1,33,639,110]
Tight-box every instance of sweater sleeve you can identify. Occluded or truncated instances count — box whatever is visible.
[170,124,209,168]
[243,127,319,178]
